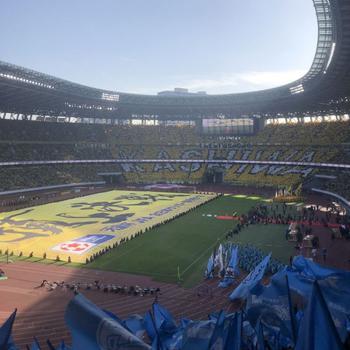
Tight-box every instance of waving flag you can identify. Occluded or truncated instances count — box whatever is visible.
[208,311,226,349]
[29,338,41,350]
[246,271,296,346]
[218,277,234,288]
[146,306,182,350]
[205,253,215,279]
[65,294,151,350]
[283,264,350,341]
[0,309,17,349]
[229,253,271,300]
[46,339,72,350]
[181,320,216,350]
[144,311,157,341]
[228,246,239,272]
[219,246,239,288]
[56,340,71,350]
[292,255,350,279]
[295,281,343,350]
[224,312,242,350]
[214,244,224,276]
[255,320,265,350]
[152,303,177,334]
[123,315,145,339]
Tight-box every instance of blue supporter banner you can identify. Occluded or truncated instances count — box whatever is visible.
[292,255,350,279]
[229,253,271,300]
[246,271,295,347]
[65,294,151,350]
[282,262,350,341]
[295,281,343,350]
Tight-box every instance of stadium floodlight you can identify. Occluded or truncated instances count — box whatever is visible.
[0,72,54,89]
[324,42,336,73]
[289,84,305,95]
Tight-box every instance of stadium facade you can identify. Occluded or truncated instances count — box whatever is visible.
[0,0,349,125]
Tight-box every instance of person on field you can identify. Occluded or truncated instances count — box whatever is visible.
[322,248,327,262]
[311,248,317,261]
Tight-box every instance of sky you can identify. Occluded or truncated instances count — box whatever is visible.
[0,0,317,95]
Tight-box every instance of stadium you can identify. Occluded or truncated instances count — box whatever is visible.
[0,0,350,349]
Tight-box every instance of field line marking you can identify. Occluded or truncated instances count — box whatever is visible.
[181,229,228,276]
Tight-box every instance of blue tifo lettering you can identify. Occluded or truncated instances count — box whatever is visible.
[103,195,205,232]
[104,222,135,232]
[73,234,115,244]
[153,207,173,216]
[135,216,154,224]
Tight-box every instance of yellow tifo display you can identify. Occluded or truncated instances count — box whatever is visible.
[0,190,215,262]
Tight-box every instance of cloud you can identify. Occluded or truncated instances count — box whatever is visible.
[168,69,306,94]
[122,69,307,95]
[238,70,305,87]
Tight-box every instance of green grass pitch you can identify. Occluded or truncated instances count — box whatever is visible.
[0,194,296,288]
[86,195,295,288]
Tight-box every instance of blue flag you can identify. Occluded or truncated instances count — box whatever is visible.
[65,294,151,350]
[46,339,56,350]
[152,303,177,334]
[123,315,145,339]
[223,312,242,350]
[208,311,226,349]
[205,253,215,279]
[151,304,182,350]
[144,311,157,341]
[256,319,265,350]
[181,320,216,350]
[56,341,71,350]
[102,309,124,325]
[295,281,343,350]
[228,246,239,271]
[219,247,239,288]
[246,271,296,347]
[6,337,18,350]
[218,277,234,288]
[292,255,350,279]
[28,338,41,350]
[283,266,350,341]
[229,253,271,300]
[0,309,17,349]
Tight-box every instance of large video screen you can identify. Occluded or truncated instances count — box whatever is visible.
[202,118,254,135]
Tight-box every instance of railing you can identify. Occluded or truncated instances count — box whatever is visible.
[0,159,349,169]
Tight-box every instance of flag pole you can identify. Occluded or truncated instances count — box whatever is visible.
[177,265,181,284]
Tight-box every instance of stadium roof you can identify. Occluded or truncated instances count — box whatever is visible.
[0,0,350,120]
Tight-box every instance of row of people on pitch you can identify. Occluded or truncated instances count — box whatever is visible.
[38,279,161,297]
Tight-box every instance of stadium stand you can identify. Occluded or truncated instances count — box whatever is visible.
[0,119,349,192]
